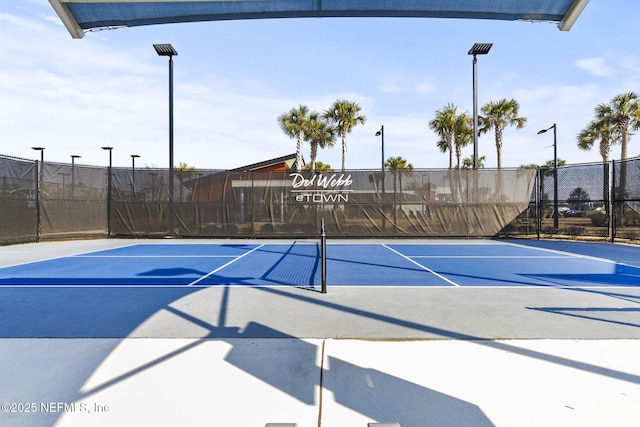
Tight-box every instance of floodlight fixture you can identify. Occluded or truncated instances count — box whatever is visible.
[468,43,493,56]
[468,43,493,170]
[153,44,178,57]
[537,125,554,135]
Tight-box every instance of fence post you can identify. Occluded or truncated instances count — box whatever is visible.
[321,217,327,294]
[535,167,541,240]
[611,160,616,243]
[35,159,41,242]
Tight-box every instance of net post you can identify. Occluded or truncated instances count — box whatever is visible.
[320,217,327,293]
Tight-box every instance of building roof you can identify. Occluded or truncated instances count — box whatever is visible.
[229,153,299,173]
[49,0,590,39]
[185,153,299,189]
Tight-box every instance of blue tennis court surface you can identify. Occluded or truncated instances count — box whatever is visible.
[1,240,639,288]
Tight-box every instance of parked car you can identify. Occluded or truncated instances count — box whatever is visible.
[563,210,587,218]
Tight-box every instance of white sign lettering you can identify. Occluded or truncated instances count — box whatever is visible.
[290,173,352,203]
[290,173,353,189]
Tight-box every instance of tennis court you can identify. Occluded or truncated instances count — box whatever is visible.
[2,238,640,427]
[1,239,639,288]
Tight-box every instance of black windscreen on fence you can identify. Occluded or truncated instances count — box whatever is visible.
[1,154,639,244]
[110,168,536,238]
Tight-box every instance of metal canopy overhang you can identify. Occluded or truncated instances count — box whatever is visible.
[48,0,590,39]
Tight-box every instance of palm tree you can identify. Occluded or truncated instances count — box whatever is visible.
[610,92,640,161]
[578,102,622,221]
[322,99,366,172]
[453,112,473,169]
[278,104,313,171]
[577,103,619,162]
[385,156,414,220]
[478,98,527,169]
[608,92,640,223]
[302,161,333,172]
[462,155,486,169]
[306,116,336,172]
[385,156,414,174]
[429,103,457,169]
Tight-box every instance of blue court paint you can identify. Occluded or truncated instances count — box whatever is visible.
[0,254,234,286]
[0,241,638,288]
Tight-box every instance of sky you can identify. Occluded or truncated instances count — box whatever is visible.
[1,0,640,170]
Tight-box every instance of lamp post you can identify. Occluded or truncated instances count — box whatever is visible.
[71,154,81,199]
[31,147,45,242]
[375,126,385,172]
[537,124,558,229]
[468,43,492,170]
[102,147,113,236]
[154,43,177,236]
[131,154,140,200]
[375,126,386,230]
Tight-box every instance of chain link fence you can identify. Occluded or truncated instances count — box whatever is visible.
[2,153,639,245]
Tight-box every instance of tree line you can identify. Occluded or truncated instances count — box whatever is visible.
[277,91,640,172]
[277,99,365,172]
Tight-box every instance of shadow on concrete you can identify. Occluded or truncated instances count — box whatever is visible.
[0,284,496,426]
[526,281,640,330]
[256,286,640,385]
[326,356,493,427]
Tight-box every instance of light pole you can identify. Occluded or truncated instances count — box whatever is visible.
[375,126,386,230]
[375,126,385,172]
[131,154,140,201]
[537,124,558,229]
[31,147,45,242]
[468,43,492,170]
[102,147,113,236]
[71,154,81,199]
[154,43,177,236]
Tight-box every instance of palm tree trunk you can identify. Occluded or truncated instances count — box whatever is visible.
[310,142,318,172]
[495,127,504,200]
[618,129,629,226]
[296,130,304,171]
[341,135,347,172]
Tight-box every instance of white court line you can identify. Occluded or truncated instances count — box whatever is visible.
[0,243,141,269]
[74,255,236,258]
[410,255,574,259]
[381,244,461,287]
[501,241,618,265]
[187,244,265,286]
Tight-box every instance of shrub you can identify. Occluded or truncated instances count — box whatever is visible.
[589,211,607,227]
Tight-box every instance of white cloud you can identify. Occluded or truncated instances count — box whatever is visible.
[4,0,640,172]
[39,13,63,26]
[574,57,614,77]
[378,79,437,95]
[0,12,45,31]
